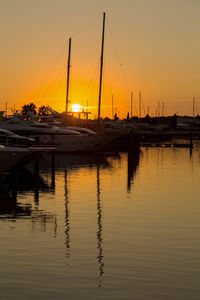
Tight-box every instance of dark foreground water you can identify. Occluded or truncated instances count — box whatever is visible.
[1,145,200,299]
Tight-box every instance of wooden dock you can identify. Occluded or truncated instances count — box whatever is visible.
[140,143,193,148]
[28,146,56,152]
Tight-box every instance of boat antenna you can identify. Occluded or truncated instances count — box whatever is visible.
[162,101,164,117]
[66,37,72,115]
[98,12,106,122]
[112,94,114,119]
[158,100,160,117]
[193,97,195,117]
[139,91,141,118]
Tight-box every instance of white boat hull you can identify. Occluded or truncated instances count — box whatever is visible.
[31,133,115,152]
[0,122,117,152]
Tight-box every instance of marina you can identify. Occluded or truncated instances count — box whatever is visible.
[1,1,200,299]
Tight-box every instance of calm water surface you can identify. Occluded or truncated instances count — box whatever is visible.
[1,146,200,299]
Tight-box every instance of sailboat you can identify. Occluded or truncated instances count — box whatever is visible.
[49,12,117,152]
[0,112,114,152]
[59,12,117,150]
[0,13,116,153]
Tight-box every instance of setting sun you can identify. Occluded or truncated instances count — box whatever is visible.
[71,104,82,112]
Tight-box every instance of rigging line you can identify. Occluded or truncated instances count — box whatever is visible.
[142,100,146,116]
[52,63,68,84]
[82,61,100,101]
[28,43,67,102]
[46,42,68,76]
[107,20,123,65]
[101,73,107,111]
[43,64,67,97]
[135,104,138,117]
[83,62,99,100]
[104,61,130,112]
[51,67,68,101]
[71,14,101,38]
[35,63,67,100]
[29,39,67,101]
[103,63,113,97]
[103,54,116,99]
[103,54,126,112]
[34,42,68,97]
[37,63,67,101]
[101,76,113,117]
[107,20,131,93]
[103,66,118,117]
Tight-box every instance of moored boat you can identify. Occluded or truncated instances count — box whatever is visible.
[0,116,116,152]
[0,145,33,172]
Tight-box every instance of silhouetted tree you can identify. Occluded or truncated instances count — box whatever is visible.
[38,105,51,116]
[21,103,37,116]
[104,117,111,121]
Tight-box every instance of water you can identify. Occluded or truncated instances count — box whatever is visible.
[1,146,200,299]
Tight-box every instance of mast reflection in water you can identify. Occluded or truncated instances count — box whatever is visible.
[1,148,200,300]
[0,163,57,233]
[0,151,141,294]
[96,164,104,287]
[127,148,141,192]
[64,168,70,258]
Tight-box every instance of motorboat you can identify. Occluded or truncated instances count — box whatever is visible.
[0,115,116,152]
[0,145,33,172]
[38,115,96,135]
[0,128,34,147]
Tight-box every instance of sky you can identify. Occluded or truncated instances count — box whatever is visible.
[0,0,200,118]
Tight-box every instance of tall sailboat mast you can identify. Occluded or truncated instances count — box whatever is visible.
[98,12,106,122]
[66,37,72,114]
[131,92,133,118]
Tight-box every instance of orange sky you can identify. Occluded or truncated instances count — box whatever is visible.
[1,0,200,118]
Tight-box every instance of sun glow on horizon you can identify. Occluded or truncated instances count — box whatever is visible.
[71,104,82,112]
